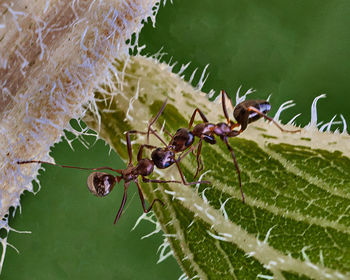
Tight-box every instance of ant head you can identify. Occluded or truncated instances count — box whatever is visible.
[151,148,175,169]
[170,128,194,152]
[234,100,271,125]
[87,172,117,197]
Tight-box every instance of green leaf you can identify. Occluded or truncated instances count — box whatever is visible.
[84,55,350,280]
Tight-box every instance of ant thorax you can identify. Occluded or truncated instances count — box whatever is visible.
[192,123,216,144]
[213,122,232,135]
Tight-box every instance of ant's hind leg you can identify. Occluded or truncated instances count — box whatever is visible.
[222,137,245,203]
[221,90,232,125]
[247,107,301,133]
[221,90,239,129]
[135,181,164,213]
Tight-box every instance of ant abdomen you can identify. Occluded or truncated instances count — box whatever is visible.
[87,172,116,197]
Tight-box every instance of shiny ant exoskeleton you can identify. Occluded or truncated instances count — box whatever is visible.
[149,90,301,203]
[17,126,210,224]
[17,101,211,224]
[128,100,210,187]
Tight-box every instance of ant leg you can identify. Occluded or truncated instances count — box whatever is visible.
[193,140,203,179]
[247,107,301,133]
[222,137,245,203]
[143,174,210,186]
[137,144,157,161]
[125,131,134,165]
[135,181,164,213]
[188,108,209,129]
[127,129,168,148]
[17,160,122,174]
[221,90,231,124]
[147,99,168,143]
[174,160,211,186]
[176,142,199,162]
[114,182,129,224]
[148,128,168,147]
[163,129,173,138]
[125,99,167,145]
[221,90,239,129]
[142,176,182,184]
[176,139,204,180]
[127,130,148,136]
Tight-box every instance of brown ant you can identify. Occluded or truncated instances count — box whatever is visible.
[17,103,210,224]
[148,90,301,203]
[125,100,211,187]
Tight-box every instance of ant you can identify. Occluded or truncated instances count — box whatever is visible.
[124,100,209,187]
[147,90,301,203]
[17,103,210,224]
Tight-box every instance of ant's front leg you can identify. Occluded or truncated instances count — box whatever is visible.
[188,108,209,129]
[137,144,157,161]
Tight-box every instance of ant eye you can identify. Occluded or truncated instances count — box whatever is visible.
[87,172,116,197]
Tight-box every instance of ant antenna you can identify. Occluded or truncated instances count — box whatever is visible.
[17,160,121,173]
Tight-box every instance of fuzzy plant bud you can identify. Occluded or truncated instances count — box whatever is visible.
[0,0,162,271]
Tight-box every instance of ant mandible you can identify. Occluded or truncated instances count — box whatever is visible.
[151,90,301,203]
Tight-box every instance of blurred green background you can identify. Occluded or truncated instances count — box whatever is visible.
[3,1,349,279]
